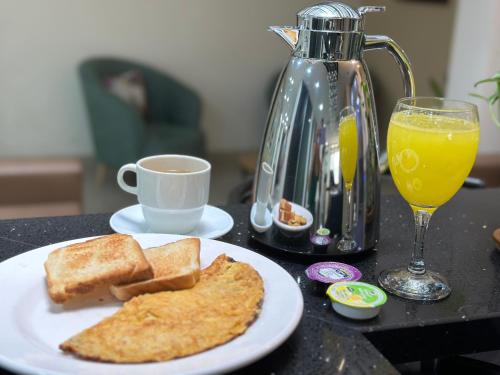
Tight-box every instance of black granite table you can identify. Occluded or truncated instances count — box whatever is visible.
[0,188,499,375]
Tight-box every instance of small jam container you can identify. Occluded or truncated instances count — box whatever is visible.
[326,281,387,320]
[310,228,332,248]
[305,262,362,284]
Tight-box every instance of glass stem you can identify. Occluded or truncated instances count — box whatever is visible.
[408,210,432,275]
[345,185,353,238]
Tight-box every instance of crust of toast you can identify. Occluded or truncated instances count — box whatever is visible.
[45,234,153,303]
[110,238,200,301]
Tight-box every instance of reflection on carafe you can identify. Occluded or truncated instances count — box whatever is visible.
[338,107,358,252]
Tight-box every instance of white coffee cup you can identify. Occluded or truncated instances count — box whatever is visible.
[117,154,211,234]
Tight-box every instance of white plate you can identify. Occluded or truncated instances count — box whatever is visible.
[110,205,234,239]
[0,234,303,375]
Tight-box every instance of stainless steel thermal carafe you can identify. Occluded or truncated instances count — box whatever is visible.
[251,2,415,256]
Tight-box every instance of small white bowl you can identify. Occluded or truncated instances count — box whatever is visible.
[272,201,313,233]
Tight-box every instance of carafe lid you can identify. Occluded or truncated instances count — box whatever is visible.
[297,2,384,32]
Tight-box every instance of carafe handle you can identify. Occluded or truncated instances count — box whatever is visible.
[364,35,415,97]
[363,35,416,171]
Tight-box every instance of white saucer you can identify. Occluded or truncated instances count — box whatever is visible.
[110,204,234,239]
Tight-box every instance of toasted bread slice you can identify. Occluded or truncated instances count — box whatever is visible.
[45,234,153,304]
[110,238,201,301]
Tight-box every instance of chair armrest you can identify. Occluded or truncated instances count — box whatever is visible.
[79,68,146,166]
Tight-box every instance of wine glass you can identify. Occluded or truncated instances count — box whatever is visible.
[379,97,480,301]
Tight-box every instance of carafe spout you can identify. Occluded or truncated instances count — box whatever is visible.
[268,26,299,49]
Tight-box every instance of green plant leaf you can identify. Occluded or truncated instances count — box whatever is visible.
[488,93,500,127]
[474,77,500,87]
[470,72,500,127]
[488,104,500,127]
[469,92,489,100]
[429,78,444,97]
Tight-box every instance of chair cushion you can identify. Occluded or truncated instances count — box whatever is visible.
[142,124,205,157]
[104,70,147,116]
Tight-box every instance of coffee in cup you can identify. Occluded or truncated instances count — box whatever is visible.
[117,154,211,234]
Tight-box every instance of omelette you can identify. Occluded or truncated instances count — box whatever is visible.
[60,255,264,363]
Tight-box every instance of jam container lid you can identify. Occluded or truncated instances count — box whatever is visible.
[305,262,362,284]
[310,228,332,246]
[326,281,387,309]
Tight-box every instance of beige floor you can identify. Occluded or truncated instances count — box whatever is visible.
[83,154,249,214]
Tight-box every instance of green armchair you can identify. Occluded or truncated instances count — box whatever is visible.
[79,58,205,170]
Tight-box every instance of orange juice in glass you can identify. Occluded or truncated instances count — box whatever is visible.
[388,112,479,213]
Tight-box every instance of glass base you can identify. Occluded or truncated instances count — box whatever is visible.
[337,238,357,252]
[378,267,451,301]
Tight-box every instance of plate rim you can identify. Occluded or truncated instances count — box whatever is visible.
[109,205,235,239]
[0,233,304,375]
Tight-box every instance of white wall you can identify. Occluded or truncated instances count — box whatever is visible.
[446,0,500,154]
[0,0,312,157]
[3,0,492,157]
